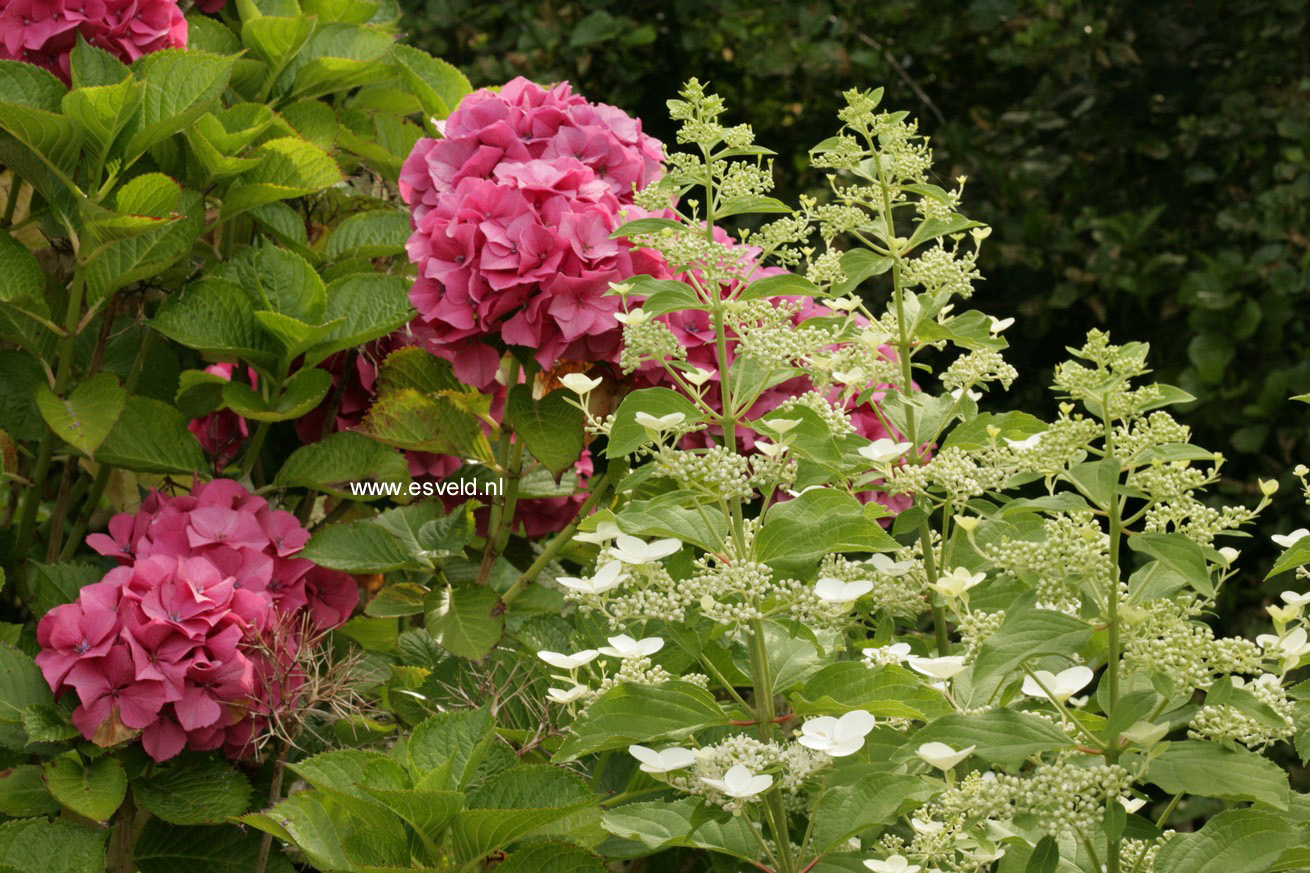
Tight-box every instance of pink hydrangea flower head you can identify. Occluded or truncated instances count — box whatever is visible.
[400,77,665,386]
[0,0,187,82]
[40,479,359,761]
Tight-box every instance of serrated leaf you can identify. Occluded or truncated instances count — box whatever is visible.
[43,755,126,822]
[222,366,332,422]
[324,208,411,260]
[0,817,106,873]
[222,136,342,216]
[95,396,207,474]
[715,194,790,218]
[35,372,125,455]
[505,385,584,478]
[616,490,728,553]
[756,488,897,574]
[217,241,326,323]
[0,231,44,305]
[790,663,952,719]
[407,707,494,790]
[151,277,281,370]
[0,766,58,817]
[554,681,728,762]
[276,430,411,497]
[70,36,130,88]
[495,843,606,873]
[84,189,204,305]
[968,597,1091,702]
[61,77,141,160]
[0,644,55,751]
[452,766,594,862]
[133,756,252,824]
[359,388,493,462]
[241,793,351,873]
[123,50,236,162]
[133,820,294,873]
[300,522,416,572]
[0,62,82,180]
[388,44,471,118]
[899,710,1073,770]
[1128,532,1216,597]
[1146,740,1289,809]
[810,773,936,854]
[425,585,503,661]
[1152,808,1294,873]
[606,387,703,458]
[305,273,415,365]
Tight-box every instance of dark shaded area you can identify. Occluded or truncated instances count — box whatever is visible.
[399,0,1310,602]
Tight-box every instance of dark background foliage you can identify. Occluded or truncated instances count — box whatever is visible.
[398,0,1310,611]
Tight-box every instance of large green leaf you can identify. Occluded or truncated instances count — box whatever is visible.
[756,488,897,573]
[425,585,504,661]
[35,372,125,455]
[222,137,342,216]
[1146,741,1289,809]
[132,756,252,825]
[899,710,1073,770]
[1152,808,1295,873]
[300,521,418,572]
[495,843,607,873]
[279,23,396,102]
[968,597,1091,702]
[0,765,58,817]
[42,755,126,822]
[222,367,332,422]
[123,50,236,162]
[359,388,493,462]
[0,231,46,305]
[810,773,936,854]
[276,430,410,497]
[407,707,495,790]
[0,644,54,751]
[133,820,293,873]
[307,273,415,365]
[69,36,130,89]
[606,388,702,458]
[790,663,952,720]
[83,189,204,305]
[0,61,82,180]
[95,396,207,474]
[241,793,352,873]
[0,817,106,873]
[452,766,595,863]
[554,681,728,762]
[151,278,281,370]
[324,209,411,260]
[505,385,584,478]
[61,77,141,162]
[390,44,471,119]
[615,490,728,552]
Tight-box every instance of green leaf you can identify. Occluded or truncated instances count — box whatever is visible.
[1060,456,1120,509]
[739,272,822,301]
[35,372,125,455]
[21,702,79,744]
[307,273,415,365]
[300,522,416,572]
[222,136,342,216]
[407,707,494,790]
[1025,836,1059,873]
[0,817,106,873]
[222,366,332,422]
[969,597,1091,701]
[61,77,141,161]
[616,490,728,553]
[452,766,595,863]
[0,61,83,180]
[901,710,1072,770]
[124,50,237,163]
[0,644,55,751]
[505,386,584,479]
[133,820,294,873]
[831,249,894,295]
[601,797,699,848]
[1152,808,1294,873]
[84,189,204,305]
[0,352,49,441]
[1267,537,1310,580]
[152,278,281,370]
[70,36,130,88]
[324,209,411,260]
[241,793,351,873]
[943,411,1047,450]
[42,755,126,822]
[905,213,983,251]
[810,773,936,854]
[133,756,252,824]
[715,194,790,218]
[425,585,504,661]
[610,216,684,238]
[0,231,44,305]
[495,844,607,873]
[553,681,729,762]
[0,766,58,817]
[606,387,702,458]
[756,488,897,574]
[359,388,493,462]
[276,430,410,498]
[1127,532,1216,597]
[1146,741,1289,809]
[242,14,316,78]
[95,396,207,474]
[791,663,952,719]
[358,785,463,851]
[217,241,326,324]
[280,23,396,103]
[627,277,707,317]
[366,583,430,617]
[390,44,471,119]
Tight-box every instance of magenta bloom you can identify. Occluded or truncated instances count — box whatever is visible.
[40,479,359,761]
[400,77,666,386]
[187,364,253,472]
[0,0,187,82]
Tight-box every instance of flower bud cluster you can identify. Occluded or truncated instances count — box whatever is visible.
[902,244,982,301]
[654,446,754,501]
[621,318,688,373]
[1187,673,1294,750]
[995,759,1134,837]
[886,447,1012,507]
[819,553,925,619]
[941,348,1017,392]
[983,513,1111,611]
[1122,597,1262,691]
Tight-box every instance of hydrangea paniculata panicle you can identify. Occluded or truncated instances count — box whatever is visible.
[0,0,187,82]
[37,479,359,761]
[399,76,666,386]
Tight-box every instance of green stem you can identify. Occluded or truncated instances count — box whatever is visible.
[500,463,619,607]
[239,420,272,484]
[1103,406,1123,873]
[2,176,20,226]
[255,741,292,873]
[747,618,794,873]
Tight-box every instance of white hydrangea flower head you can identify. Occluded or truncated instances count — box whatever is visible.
[628,744,696,774]
[1021,666,1095,704]
[796,709,876,757]
[699,763,772,799]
